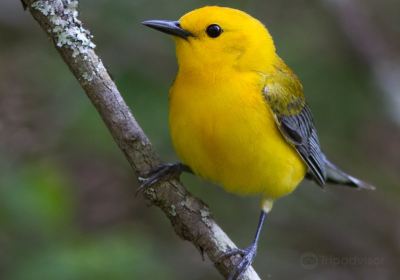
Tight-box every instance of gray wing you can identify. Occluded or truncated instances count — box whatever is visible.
[264,58,374,189]
[276,105,327,186]
[262,60,327,186]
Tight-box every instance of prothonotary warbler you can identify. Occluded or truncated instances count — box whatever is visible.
[141,6,375,279]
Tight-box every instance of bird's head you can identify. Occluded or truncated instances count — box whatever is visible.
[143,6,277,73]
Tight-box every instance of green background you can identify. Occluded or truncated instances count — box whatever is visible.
[0,0,399,279]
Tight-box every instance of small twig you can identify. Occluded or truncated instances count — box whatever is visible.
[20,0,261,279]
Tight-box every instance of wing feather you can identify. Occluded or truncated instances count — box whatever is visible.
[263,59,326,186]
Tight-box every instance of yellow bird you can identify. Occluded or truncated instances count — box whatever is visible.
[142,6,374,279]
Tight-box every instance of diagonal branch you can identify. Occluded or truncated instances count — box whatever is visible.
[20,0,261,279]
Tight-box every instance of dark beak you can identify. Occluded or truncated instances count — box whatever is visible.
[142,20,192,39]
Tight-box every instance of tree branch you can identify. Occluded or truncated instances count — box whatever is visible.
[21,0,261,279]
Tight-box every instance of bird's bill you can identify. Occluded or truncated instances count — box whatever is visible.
[142,20,192,39]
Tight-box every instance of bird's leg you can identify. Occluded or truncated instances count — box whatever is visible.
[224,210,267,280]
[137,162,192,195]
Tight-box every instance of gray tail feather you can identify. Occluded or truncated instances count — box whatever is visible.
[323,158,376,190]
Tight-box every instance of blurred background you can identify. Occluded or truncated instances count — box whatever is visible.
[1,0,399,279]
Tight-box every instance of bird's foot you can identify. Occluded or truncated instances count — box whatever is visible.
[224,243,258,280]
[136,163,187,195]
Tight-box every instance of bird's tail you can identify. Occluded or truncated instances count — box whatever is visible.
[324,158,376,190]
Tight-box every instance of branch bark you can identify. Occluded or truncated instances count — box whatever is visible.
[20,0,261,279]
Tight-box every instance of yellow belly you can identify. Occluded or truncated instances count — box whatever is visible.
[169,71,306,199]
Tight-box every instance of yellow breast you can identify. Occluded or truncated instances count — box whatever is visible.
[169,70,306,199]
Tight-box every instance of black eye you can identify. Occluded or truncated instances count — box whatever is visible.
[206,24,223,38]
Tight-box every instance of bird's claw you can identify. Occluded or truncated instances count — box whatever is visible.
[136,163,185,196]
[223,248,247,259]
[222,244,258,280]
